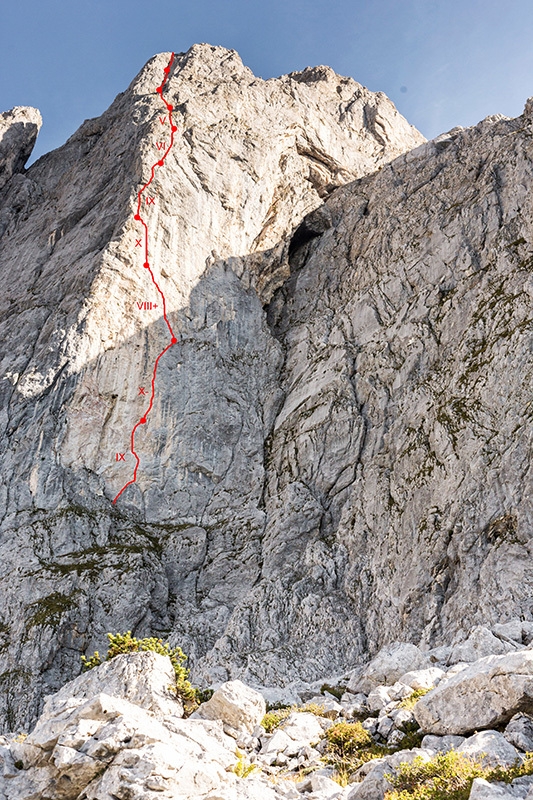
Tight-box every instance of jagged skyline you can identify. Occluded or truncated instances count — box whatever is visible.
[2,0,533,164]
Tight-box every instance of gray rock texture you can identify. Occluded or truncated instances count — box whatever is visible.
[414,651,533,734]
[0,106,41,191]
[1,40,533,736]
[0,44,424,731]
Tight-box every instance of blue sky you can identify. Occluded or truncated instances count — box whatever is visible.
[2,0,533,164]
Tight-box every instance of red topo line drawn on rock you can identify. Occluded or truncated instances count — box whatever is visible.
[113,52,178,504]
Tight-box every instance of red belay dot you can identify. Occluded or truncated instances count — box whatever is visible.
[113,52,177,507]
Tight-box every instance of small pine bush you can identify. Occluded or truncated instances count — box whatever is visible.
[261,701,327,733]
[324,720,388,775]
[262,706,292,733]
[81,631,197,700]
[385,750,533,800]
[398,688,430,710]
[325,721,373,757]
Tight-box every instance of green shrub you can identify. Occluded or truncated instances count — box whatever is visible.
[398,688,430,710]
[231,748,258,778]
[385,750,533,800]
[261,701,327,733]
[81,631,196,700]
[324,720,388,775]
[262,706,292,733]
[385,751,485,800]
[325,721,373,756]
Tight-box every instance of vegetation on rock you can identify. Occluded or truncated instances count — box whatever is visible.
[324,720,388,775]
[385,751,533,800]
[81,631,197,700]
[398,688,430,710]
[261,702,327,733]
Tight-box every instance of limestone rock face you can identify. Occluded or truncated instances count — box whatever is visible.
[2,39,533,737]
[0,106,41,191]
[0,43,424,731]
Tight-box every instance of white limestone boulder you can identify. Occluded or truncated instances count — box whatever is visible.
[347,643,430,694]
[457,730,521,768]
[420,734,465,752]
[398,667,445,691]
[38,651,184,722]
[504,713,533,752]
[193,679,266,735]
[280,711,324,746]
[449,627,522,664]
[414,651,533,735]
[469,777,533,799]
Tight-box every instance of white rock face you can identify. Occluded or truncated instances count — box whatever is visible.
[3,38,533,739]
[414,651,533,735]
[0,43,424,731]
[193,679,266,734]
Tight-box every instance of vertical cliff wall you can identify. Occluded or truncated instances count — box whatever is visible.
[0,44,425,729]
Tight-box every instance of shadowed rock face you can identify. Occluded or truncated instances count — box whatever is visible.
[0,107,42,192]
[0,43,531,733]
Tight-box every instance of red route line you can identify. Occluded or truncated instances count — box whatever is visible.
[113,52,178,504]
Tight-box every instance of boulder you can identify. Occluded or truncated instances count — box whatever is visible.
[390,708,417,730]
[367,686,394,712]
[493,621,527,645]
[261,728,296,759]
[420,734,465,752]
[37,651,184,721]
[469,777,533,799]
[194,679,266,735]
[457,730,521,768]
[347,643,430,694]
[398,667,445,691]
[414,651,533,735]
[504,714,533,752]
[310,772,342,798]
[449,627,521,664]
[280,712,324,746]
